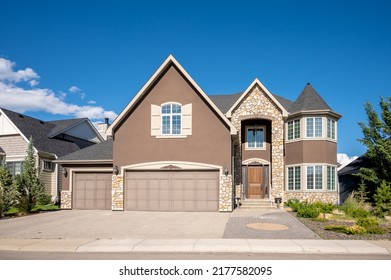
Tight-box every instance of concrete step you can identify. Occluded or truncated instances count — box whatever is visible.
[240,199,275,208]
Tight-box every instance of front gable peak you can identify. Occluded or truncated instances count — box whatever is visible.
[107,55,237,136]
[226,79,289,118]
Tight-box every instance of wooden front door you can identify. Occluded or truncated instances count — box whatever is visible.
[248,166,262,199]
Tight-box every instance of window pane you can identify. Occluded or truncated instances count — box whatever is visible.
[295,167,301,190]
[247,128,255,147]
[294,119,301,138]
[327,166,336,190]
[315,166,323,189]
[172,115,181,134]
[307,166,314,189]
[288,167,294,190]
[255,128,264,147]
[172,104,181,114]
[315,118,322,137]
[162,115,171,134]
[288,121,293,140]
[161,104,171,114]
[306,118,314,137]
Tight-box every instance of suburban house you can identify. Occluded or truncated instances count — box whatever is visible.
[0,107,104,202]
[57,55,341,212]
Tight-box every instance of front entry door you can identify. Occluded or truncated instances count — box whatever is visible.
[248,166,263,199]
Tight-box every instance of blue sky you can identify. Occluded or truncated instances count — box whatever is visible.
[0,0,390,160]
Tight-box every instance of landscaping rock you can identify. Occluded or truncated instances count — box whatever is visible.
[332,209,345,215]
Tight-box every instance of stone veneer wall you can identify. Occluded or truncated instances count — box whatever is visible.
[112,175,124,210]
[60,191,72,209]
[219,175,233,211]
[285,192,338,204]
[230,85,285,201]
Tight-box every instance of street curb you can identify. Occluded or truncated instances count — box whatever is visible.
[0,238,390,255]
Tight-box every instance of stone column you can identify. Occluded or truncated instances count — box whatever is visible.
[219,175,233,212]
[112,175,124,210]
[60,191,72,209]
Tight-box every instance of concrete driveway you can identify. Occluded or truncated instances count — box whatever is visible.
[0,210,231,239]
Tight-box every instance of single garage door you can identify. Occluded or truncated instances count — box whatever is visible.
[73,172,112,210]
[125,171,219,212]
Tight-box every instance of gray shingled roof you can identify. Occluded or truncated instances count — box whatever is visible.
[289,83,331,113]
[47,118,88,138]
[57,139,113,161]
[338,156,371,176]
[0,108,93,157]
[208,92,293,114]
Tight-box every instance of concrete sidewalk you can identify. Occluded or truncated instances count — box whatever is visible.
[0,238,390,255]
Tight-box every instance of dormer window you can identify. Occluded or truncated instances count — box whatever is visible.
[162,103,181,135]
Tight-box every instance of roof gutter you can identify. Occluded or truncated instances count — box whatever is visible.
[54,159,113,164]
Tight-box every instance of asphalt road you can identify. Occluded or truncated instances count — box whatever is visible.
[1,251,390,260]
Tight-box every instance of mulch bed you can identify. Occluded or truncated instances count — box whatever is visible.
[289,212,391,240]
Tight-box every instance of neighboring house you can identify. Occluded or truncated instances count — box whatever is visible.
[0,107,104,202]
[338,156,372,204]
[57,55,341,212]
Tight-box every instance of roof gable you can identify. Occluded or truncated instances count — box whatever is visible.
[48,118,103,143]
[226,79,289,118]
[106,55,237,136]
[0,107,101,157]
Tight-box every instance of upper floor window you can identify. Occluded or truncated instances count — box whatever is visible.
[287,119,300,140]
[246,126,265,149]
[42,160,53,172]
[327,118,336,140]
[161,103,181,135]
[151,103,192,138]
[306,117,322,138]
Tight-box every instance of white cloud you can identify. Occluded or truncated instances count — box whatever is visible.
[88,100,96,104]
[0,58,117,121]
[0,57,39,85]
[337,153,359,170]
[68,85,81,93]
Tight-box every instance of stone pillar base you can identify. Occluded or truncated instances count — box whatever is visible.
[60,191,72,209]
[219,175,233,212]
[112,175,124,210]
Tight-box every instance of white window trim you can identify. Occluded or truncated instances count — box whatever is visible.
[286,165,302,191]
[287,117,337,143]
[286,163,338,192]
[42,160,53,172]
[286,118,301,141]
[245,125,266,150]
[161,102,182,136]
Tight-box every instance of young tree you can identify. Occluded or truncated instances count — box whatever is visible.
[17,137,46,213]
[373,180,391,217]
[0,160,19,217]
[358,97,391,185]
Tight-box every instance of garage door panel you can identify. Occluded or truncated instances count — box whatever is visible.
[73,172,112,210]
[125,171,219,211]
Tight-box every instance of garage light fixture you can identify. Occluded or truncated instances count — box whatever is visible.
[62,167,68,177]
[224,166,229,176]
[113,165,119,175]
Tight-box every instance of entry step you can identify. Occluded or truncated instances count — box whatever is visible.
[239,199,275,208]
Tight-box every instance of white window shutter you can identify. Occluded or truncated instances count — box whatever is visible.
[151,104,161,136]
[182,103,192,136]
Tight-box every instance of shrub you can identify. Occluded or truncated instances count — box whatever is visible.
[341,192,370,218]
[356,217,386,234]
[312,201,336,213]
[351,207,370,218]
[285,199,302,212]
[324,225,366,235]
[37,194,52,206]
[297,203,321,218]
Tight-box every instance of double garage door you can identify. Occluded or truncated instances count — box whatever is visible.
[72,170,219,211]
[125,171,219,212]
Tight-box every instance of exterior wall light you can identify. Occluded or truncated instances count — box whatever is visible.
[62,167,68,177]
[113,166,119,175]
[224,166,229,176]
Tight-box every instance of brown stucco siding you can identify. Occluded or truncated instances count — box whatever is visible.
[113,64,232,172]
[241,143,271,163]
[285,140,337,165]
